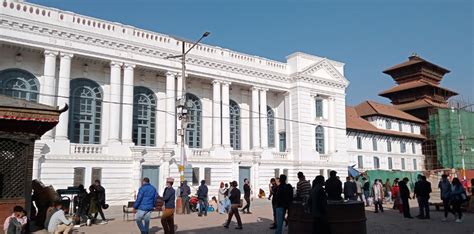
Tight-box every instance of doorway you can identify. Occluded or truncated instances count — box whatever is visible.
[142,165,160,190]
[239,166,251,192]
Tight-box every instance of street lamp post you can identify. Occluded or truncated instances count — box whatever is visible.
[166,32,210,184]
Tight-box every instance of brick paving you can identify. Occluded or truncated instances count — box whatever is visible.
[34,199,474,234]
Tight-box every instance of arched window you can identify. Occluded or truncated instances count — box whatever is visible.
[133,87,157,146]
[267,106,275,148]
[69,79,103,144]
[185,93,202,148]
[0,68,39,102]
[315,125,325,154]
[229,100,241,150]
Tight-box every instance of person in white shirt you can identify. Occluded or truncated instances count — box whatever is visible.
[47,202,72,234]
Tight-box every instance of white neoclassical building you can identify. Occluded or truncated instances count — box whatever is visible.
[0,0,350,203]
[346,101,426,172]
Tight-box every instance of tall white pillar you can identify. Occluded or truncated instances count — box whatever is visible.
[260,88,268,148]
[221,81,231,148]
[122,63,135,144]
[251,87,260,149]
[108,61,122,144]
[41,50,58,140]
[328,96,336,153]
[54,52,73,141]
[212,80,221,147]
[176,73,183,144]
[165,72,176,146]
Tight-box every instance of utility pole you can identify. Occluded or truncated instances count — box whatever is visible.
[165,32,210,184]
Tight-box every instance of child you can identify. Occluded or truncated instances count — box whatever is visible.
[3,206,27,234]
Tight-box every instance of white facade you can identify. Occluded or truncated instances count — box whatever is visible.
[347,116,424,172]
[0,0,349,204]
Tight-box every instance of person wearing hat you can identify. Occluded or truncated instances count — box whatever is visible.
[325,171,342,200]
[161,177,176,234]
[197,180,209,217]
[133,177,158,234]
[399,177,413,219]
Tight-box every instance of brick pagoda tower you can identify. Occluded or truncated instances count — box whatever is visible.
[379,54,458,169]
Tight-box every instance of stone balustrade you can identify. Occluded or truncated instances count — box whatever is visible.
[70,144,106,154]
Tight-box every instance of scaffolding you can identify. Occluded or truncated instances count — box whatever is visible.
[428,108,474,170]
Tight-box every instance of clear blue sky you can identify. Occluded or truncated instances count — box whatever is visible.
[30,0,473,106]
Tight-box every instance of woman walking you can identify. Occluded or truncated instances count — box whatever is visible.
[224,181,243,230]
[372,179,384,213]
[451,178,466,223]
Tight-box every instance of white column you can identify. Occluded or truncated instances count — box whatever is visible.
[41,50,58,140]
[328,96,336,153]
[108,61,122,144]
[212,80,221,147]
[251,87,260,149]
[260,88,268,148]
[165,72,176,146]
[54,52,73,141]
[221,81,231,148]
[122,63,135,144]
[176,73,183,144]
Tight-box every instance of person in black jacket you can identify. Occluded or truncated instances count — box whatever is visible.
[308,175,329,234]
[399,177,413,219]
[325,171,342,200]
[416,176,432,219]
[93,180,107,224]
[241,178,251,214]
[275,174,293,234]
[224,181,242,230]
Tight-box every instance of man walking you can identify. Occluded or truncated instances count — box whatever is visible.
[438,174,451,221]
[372,179,384,213]
[275,174,293,234]
[399,177,413,218]
[197,180,208,217]
[93,180,107,224]
[180,180,191,214]
[413,175,423,218]
[355,177,363,202]
[133,177,158,234]
[325,171,342,200]
[161,177,176,234]
[224,181,243,230]
[241,178,252,214]
[343,176,357,200]
[417,176,432,219]
[362,177,370,206]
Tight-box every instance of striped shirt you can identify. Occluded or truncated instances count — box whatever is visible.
[296,180,312,198]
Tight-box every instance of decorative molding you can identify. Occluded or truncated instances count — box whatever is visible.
[110,60,122,68]
[123,63,135,70]
[43,49,58,57]
[59,51,73,59]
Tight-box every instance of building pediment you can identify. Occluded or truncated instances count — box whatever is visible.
[293,59,349,88]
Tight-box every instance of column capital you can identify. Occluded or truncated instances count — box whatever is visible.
[211,80,221,85]
[259,87,269,92]
[251,86,260,91]
[110,61,123,68]
[44,50,59,57]
[124,63,136,70]
[165,71,177,77]
[59,52,74,59]
[221,80,232,86]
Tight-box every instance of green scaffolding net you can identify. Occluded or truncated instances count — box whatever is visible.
[429,108,474,169]
[364,170,421,189]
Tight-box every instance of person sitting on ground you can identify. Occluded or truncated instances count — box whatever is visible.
[47,201,73,234]
[3,206,27,234]
[44,201,60,229]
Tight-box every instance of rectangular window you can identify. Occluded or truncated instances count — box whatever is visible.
[283,169,289,177]
[91,167,102,185]
[204,168,211,185]
[192,167,200,186]
[399,121,403,131]
[373,157,380,169]
[401,142,406,153]
[319,169,325,176]
[73,167,85,187]
[388,157,393,170]
[279,132,286,152]
[410,124,414,133]
[386,120,392,130]
[387,140,392,152]
[315,99,323,118]
[372,138,377,151]
[274,169,280,179]
[357,137,362,150]
[357,155,364,169]
[401,158,406,170]
[412,143,416,154]
[413,159,417,170]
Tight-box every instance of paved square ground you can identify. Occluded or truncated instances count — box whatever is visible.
[35,199,473,234]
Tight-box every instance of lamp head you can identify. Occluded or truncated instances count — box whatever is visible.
[203,32,210,37]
